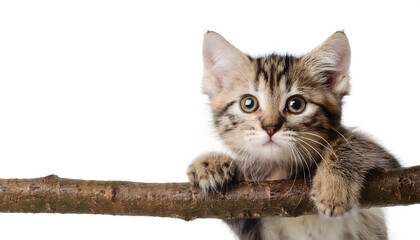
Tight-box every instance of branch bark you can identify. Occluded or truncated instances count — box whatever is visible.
[1,166,419,221]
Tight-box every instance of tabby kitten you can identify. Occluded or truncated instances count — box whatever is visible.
[187,31,400,240]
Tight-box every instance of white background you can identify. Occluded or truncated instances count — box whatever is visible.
[0,1,419,239]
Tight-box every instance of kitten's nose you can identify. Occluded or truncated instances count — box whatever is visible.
[262,125,280,137]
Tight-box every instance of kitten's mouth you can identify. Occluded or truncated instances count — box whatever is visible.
[263,140,280,147]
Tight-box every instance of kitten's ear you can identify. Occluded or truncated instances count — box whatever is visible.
[202,32,250,98]
[303,31,351,97]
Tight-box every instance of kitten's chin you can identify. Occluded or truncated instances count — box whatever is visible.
[249,141,290,162]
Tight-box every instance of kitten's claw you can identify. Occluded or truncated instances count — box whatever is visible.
[187,152,236,192]
[315,199,351,217]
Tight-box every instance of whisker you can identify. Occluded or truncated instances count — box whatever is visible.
[290,142,306,184]
[292,143,311,185]
[299,132,338,158]
[297,135,338,160]
[285,142,299,193]
[295,140,318,169]
[332,128,349,143]
[294,137,329,167]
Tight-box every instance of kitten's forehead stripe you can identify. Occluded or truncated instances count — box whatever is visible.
[253,80,259,92]
[254,54,295,93]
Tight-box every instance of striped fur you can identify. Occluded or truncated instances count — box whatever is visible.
[187,32,400,240]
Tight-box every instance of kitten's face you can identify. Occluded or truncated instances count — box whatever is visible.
[203,32,350,168]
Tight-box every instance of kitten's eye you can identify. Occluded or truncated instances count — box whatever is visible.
[286,96,306,114]
[240,95,259,113]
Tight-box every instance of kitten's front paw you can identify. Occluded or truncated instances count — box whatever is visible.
[311,168,360,217]
[187,152,236,192]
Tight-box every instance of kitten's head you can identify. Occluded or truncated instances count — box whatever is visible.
[202,31,350,170]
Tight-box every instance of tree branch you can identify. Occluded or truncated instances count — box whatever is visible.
[0,166,419,221]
